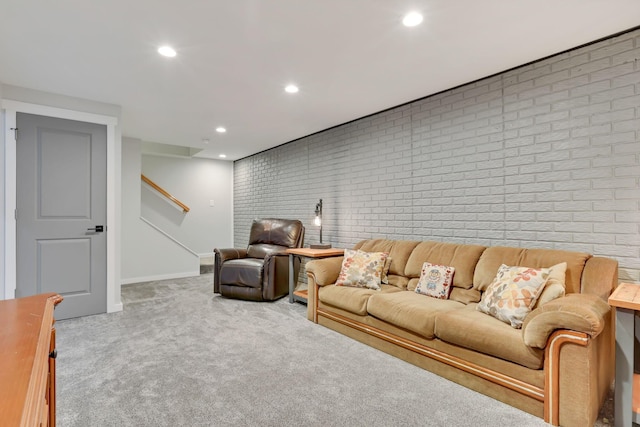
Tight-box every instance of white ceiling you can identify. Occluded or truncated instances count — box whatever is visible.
[1,1,639,161]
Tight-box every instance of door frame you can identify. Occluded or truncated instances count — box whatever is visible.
[2,100,122,313]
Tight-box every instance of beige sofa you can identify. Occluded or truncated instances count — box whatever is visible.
[305,239,617,427]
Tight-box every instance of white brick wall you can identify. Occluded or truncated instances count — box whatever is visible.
[234,29,640,282]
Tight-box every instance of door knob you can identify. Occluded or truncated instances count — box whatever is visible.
[87,225,104,232]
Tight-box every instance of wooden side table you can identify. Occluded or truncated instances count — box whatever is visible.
[286,247,344,303]
[608,282,640,427]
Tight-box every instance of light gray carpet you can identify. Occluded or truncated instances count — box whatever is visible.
[56,274,612,426]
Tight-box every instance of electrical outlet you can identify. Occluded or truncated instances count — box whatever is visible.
[209,199,215,207]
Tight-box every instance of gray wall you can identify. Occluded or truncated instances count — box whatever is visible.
[234,29,640,282]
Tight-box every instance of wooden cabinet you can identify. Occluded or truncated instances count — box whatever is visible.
[0,293,63,427]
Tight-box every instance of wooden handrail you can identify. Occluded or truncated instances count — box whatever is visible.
[141,174,190,213]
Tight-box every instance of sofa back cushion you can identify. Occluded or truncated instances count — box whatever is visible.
[473,246,591,295]
[354,239,420,289]
[404,241,487,292]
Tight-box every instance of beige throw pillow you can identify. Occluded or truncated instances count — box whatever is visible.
[381,256,392,284]
[533,262,567,308]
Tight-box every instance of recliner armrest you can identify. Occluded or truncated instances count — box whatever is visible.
[522,293,610,349]
[306,257,344,286]
[213,248,248,294]
[261,252,295,301]
[263,251,290,260]
[215,248,248,263]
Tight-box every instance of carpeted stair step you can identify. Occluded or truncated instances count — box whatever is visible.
[200,264,214,274]
[200,255,215,275]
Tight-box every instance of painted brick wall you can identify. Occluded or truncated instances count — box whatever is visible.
[234,29,640,282]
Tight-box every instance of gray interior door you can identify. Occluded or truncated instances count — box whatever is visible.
[16,113,107,319]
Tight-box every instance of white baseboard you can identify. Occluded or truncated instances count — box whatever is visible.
[120,270,200,285]
[107,302,123,313]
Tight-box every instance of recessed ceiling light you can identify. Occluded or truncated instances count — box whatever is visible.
[402,11,423,27]
[216,127,226,133]
[219,154,227,158]
[285,84,299,94]
[158,45,177,57]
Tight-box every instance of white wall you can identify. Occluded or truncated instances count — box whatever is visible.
[141,154,233,255]
[3,84,121,118]
[1,84,234,296]
[121,139,207,283]
[1,84,123,312]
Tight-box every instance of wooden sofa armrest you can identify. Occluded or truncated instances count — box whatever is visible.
[522,293,610,349]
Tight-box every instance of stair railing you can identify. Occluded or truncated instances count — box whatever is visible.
[141,174,190,213]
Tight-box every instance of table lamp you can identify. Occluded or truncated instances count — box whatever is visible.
[310,198,331,249]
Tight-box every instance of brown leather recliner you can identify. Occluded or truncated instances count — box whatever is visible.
[213,218,305,301]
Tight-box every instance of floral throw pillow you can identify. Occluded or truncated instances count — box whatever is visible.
[477,264,551,328]
[415,262,455,299]
[335,249,389,290]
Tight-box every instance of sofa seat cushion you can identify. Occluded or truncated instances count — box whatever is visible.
[318,284,401,316]
[435,304,544,369]
[219,258,264,288]
[367,291,464,339]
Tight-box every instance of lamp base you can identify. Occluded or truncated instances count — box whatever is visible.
[310,244,332,249]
